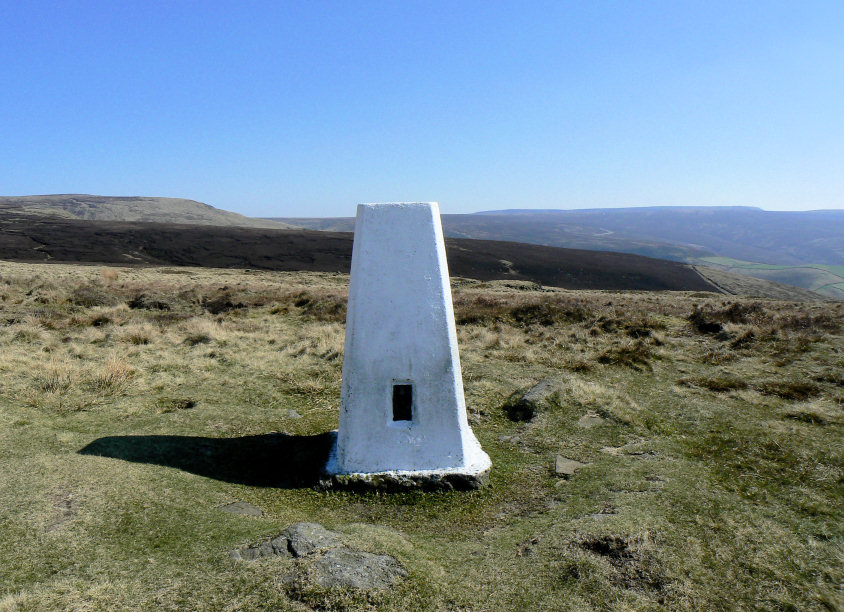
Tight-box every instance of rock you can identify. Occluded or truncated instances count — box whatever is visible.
[577,410,605,428]
[302,547,408,590]
[229,537,287,561]
[229,534,292,561]
[231,522,408,592]
[286,409,302,419]
[217,501,263,517]
[229,522,341,561]
[284,522,341,557]
[555,456,585,479]
[502,378,560,422]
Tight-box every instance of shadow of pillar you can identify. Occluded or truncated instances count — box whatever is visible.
[79,432,336,488]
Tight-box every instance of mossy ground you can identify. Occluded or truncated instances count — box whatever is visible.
[0,262,841,611]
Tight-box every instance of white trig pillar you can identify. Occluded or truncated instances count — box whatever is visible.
[323,202,490,489]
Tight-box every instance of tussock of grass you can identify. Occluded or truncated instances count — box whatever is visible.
[563,376,641,425]
[453,293,592,326]
[776,310,840,333]
[597,339,654,370]
[119,324,155,345]
[183,333,212,346]
[678,375,748,393]
[67,283,121,308]
[36,360,75,393]
[88,357,136,395]
[293,291,348,322]
[156,397,197,413]
[756,380,821,401]
[127,293,171,311]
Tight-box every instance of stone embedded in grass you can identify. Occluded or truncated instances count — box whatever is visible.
[285,547,408,590]
[555,455,586,479]
[229,522,341,561]
[502,378,560,422]
[217,501,262,518]
[284,522,342,557]
[577,410,605,428]
[230,521,408,592]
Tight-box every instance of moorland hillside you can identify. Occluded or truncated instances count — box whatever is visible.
[0,212,720,293]
[275,207,844,297]
[0,194,292,229]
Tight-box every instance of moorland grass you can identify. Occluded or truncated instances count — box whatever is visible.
[0,262,841,611]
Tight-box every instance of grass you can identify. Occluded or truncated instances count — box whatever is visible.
[0,261,841,611]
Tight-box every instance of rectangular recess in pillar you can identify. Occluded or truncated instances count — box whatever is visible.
[392,383,413,422]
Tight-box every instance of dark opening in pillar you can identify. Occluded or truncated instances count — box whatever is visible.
[392,383,413,421]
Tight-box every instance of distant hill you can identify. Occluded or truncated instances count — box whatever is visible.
[0,213,723,293]
[272,215,714,262]
[274,207,844,266]
[0,195,293,229]
[273,206,844,296]
[472,207,844,266]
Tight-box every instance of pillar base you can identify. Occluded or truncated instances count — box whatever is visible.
[319,432,491,492]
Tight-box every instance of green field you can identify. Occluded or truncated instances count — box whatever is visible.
[0,261,841,610]
[698,257,844,300]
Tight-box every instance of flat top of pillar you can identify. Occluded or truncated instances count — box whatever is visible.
[359,202,439,208]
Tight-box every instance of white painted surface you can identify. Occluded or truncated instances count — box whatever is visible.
[330,202,490,475]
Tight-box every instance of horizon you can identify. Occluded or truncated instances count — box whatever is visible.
[3,194,841,217]
[2,2,843,216]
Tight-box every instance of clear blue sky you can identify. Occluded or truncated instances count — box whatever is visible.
[2,1,842,216]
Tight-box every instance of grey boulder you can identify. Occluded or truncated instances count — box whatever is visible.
[503,378,560,422]
[229,522,341,561]
[294,547,408,590]
[555,455,586,479]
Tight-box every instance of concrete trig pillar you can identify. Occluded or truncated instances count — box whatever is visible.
[323,202,490,489]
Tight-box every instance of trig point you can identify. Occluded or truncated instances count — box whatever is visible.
[322,202,491,490]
